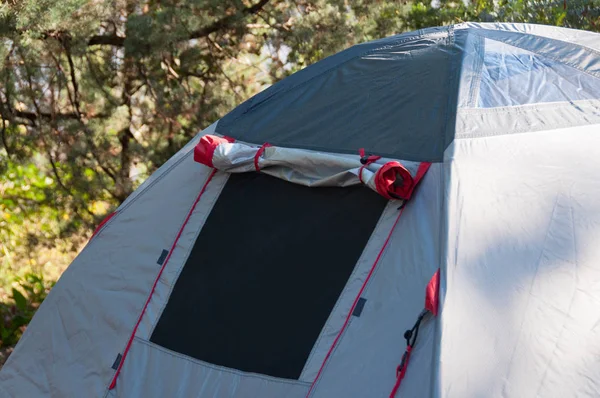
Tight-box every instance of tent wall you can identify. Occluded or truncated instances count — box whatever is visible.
[437,123,600,397]
[0,124,218,397]
[106,162,443,398]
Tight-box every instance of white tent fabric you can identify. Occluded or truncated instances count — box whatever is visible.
[439,124,600,397]
[2,22,600,398]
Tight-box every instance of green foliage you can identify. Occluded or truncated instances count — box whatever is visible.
[0,273,54,348]
[0,155,89,290]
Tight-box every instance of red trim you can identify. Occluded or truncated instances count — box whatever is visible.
[389,346,412,398]
[305,207,406,397]
[425,269,440,316]
[409,162,431,198]
[254,143,272,172]
[92,211,116,238]
[193,135,235,168]
[108,169,218,390]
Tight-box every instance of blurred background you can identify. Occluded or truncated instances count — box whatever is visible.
[1,0,599,363]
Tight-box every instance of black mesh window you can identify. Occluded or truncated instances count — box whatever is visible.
[151,172,387,379]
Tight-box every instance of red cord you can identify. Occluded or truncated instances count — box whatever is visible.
[108,169,217,390]
[305,206,406,397]
[389,346,412,398]
[254,143,272,172]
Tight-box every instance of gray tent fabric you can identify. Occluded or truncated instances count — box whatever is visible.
[3,22,600,398]
[216,23,600,161]
[216,26,460,162]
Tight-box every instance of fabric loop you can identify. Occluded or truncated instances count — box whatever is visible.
[389,268,440,397]
[254,142,272,172]
[357,148,382,184]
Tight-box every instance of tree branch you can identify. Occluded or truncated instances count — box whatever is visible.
[1,109,107,123]
[207,38,243,101]
[13,110,80,122]
[86,0,272,47]
[46,149,94,221]
[0,97,12,154]
[85,54,122,106]
[62,42,82,115]
[0,111,9,154]
[188,0,271,40]
[88,34,126,47]
[45,45,120,183]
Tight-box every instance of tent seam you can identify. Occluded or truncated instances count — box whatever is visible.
[132,337,312,387]
[458,98,600,114]
[466,34,485,108]
[429,162,447,397]
[442,24,459,164]
[117,150,194,214]
[88,150,195,258]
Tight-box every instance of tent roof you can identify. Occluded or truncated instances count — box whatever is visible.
[216,23,600,162]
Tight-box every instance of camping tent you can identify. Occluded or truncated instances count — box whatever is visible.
[3,22,600,397]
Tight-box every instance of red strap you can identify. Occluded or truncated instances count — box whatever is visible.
[358,165,367,184]
[193,135,235,168]
[425,269,440,316]
[108,169,217,390]
[254,143,272,172]
[357,148,382,185]
[92,211,116,238]
[389,268,440,397]
[389,346,412,398]
[358,148,382,164]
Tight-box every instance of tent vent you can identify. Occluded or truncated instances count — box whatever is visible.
[352,298,367,317]
[157,249,169,265]
[111,353,122,370]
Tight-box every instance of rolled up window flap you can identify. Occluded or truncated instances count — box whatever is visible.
[192,134,430,201]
